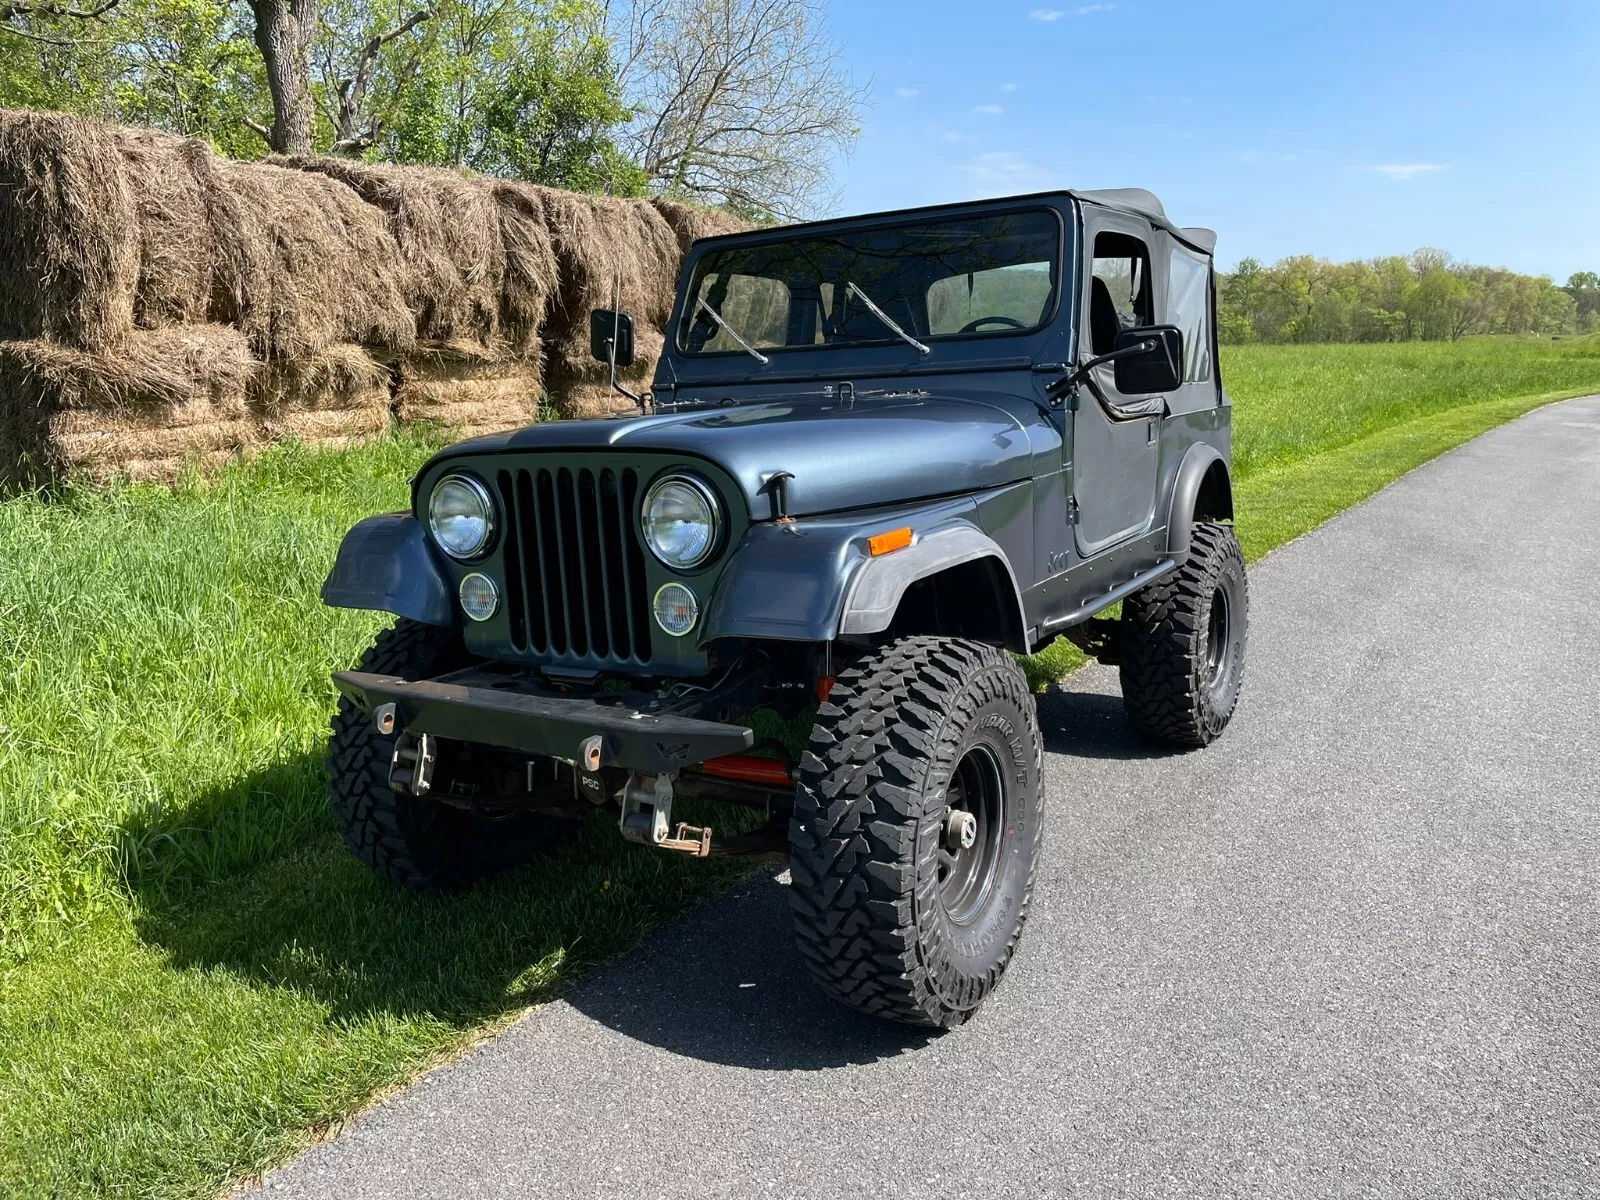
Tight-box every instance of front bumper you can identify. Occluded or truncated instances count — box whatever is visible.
[333,668,754,774]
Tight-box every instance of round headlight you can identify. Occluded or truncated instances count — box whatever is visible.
[641,475,721,569]
[652,582,699,637]
[459,572,499,622]
[428,473,495,559]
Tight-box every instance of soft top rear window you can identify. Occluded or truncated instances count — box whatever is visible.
[677,209,1062,357]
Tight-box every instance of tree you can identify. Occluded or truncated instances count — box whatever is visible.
[314,0,432,154]
[246,0,319,152]
[475,19,642,189]
[606,0,865,219]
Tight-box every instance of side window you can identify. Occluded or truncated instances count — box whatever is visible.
[1167,247,1213,383]
[1089,232,1153,355]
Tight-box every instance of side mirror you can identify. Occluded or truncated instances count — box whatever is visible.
[1112,325,1183,394]
[590,309,635,368]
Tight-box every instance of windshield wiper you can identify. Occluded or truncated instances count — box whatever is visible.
[694,297,769,365]
[845,282,930,356]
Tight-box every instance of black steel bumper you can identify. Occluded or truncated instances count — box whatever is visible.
[333,669,754,774]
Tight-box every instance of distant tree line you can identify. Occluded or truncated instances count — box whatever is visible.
[0,0,863,219]
[1218,251,1599,344]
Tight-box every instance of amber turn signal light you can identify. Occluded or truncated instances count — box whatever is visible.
[868,526,913,557]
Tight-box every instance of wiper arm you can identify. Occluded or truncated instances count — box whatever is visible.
[845,281,930,355]
[694,297,769,365]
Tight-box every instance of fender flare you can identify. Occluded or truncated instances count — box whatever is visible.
[1165,444,1233,560]
[838,522,1028,651]
[321,513,460,627]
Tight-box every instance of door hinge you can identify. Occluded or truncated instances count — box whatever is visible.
[1067,496,1081,525]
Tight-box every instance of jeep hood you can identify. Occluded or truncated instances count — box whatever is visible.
[441,393,1037,519]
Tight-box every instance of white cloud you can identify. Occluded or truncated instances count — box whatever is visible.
[1368,163,1446,180]
[960,151,1053,191]
[1033,4,1113,19]
[893,87,919,99]
[1001,81,1020,93]
[973,104,1005,115]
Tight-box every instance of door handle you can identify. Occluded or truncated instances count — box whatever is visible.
[1146,421,1157,445]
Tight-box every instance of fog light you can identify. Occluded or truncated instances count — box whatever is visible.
[652,582,698,637]
[459,572,499,622]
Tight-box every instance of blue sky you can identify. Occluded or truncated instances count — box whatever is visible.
[826,0,1599,279]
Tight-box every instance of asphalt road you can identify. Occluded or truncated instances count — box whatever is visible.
[254,397,1600,1199]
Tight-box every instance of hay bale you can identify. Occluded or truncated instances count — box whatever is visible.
[650,197,750,255]
[249,343,393,448]
[0,109,139,352]
[0,325,259,486]
[116,128,219,330]
[275,157,509,352]
[395,353,542,440]
[492,182,558,359]
[205,160,416,361]
[535,190,680,417]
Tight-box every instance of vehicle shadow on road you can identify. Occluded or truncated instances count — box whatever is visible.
[560,869,937,1070]
[123,752,931,1071]
[1035,687,1184,761]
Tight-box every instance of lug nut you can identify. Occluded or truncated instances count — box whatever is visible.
[945,809,978,851]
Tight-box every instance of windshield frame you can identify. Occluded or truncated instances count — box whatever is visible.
[671,203,1067,362]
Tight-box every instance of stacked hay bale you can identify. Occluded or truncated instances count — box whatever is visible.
[0,107,749,487]
[0,326,258,485]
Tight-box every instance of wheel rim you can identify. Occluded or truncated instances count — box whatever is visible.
[938,744,1006,924]
[1204,584,1231,692]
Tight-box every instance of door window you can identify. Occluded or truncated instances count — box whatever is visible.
[1167,247,1213,383]
[1089,232,1153,355]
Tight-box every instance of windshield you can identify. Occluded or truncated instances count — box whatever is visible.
[677,209,1061,357]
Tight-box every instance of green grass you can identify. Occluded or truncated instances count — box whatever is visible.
[3,334,1598,1197]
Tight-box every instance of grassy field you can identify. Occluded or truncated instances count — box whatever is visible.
[3,334,1598,1196]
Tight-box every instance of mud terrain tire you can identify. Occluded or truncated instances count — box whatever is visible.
[788,636,1044,1027]
[328,619,575,889]
[1119,521,1249,747]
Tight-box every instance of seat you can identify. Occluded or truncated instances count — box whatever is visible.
[1090,276,1120,355]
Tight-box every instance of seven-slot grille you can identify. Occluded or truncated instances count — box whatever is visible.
[494,465,654,664]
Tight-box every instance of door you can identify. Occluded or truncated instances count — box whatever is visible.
[1072,220,1162,556]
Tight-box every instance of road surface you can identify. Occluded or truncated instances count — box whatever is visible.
[254,396,1600,1199]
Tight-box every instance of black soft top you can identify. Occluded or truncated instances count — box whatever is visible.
[690,188,1216,258]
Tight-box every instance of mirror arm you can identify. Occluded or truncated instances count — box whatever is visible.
[605,325,648,414]
[607,269,648,414]
[1045,338,1158,401]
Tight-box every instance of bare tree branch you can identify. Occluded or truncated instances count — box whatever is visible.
[607,0,865,219]
[0,0,116,18]
[324,4,432,157]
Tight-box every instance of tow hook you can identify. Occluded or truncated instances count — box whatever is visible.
[619,772,712,856]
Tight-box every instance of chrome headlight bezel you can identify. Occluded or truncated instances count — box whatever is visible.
[640,473,723,570]
[427,472,496,560]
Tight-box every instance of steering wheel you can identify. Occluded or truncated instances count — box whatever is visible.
[958,315,1028,334]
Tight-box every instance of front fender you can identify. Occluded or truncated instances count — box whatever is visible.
[321,513,460,627]
[703,495,1026,648]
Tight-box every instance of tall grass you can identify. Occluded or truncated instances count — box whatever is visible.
[2,335,1598,1197]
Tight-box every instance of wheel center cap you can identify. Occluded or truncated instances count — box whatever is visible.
[945,809,978,851]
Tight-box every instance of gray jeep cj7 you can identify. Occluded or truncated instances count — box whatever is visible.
[323,188,1247,1027]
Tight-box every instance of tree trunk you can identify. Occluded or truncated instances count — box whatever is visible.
[252,0,319,154]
